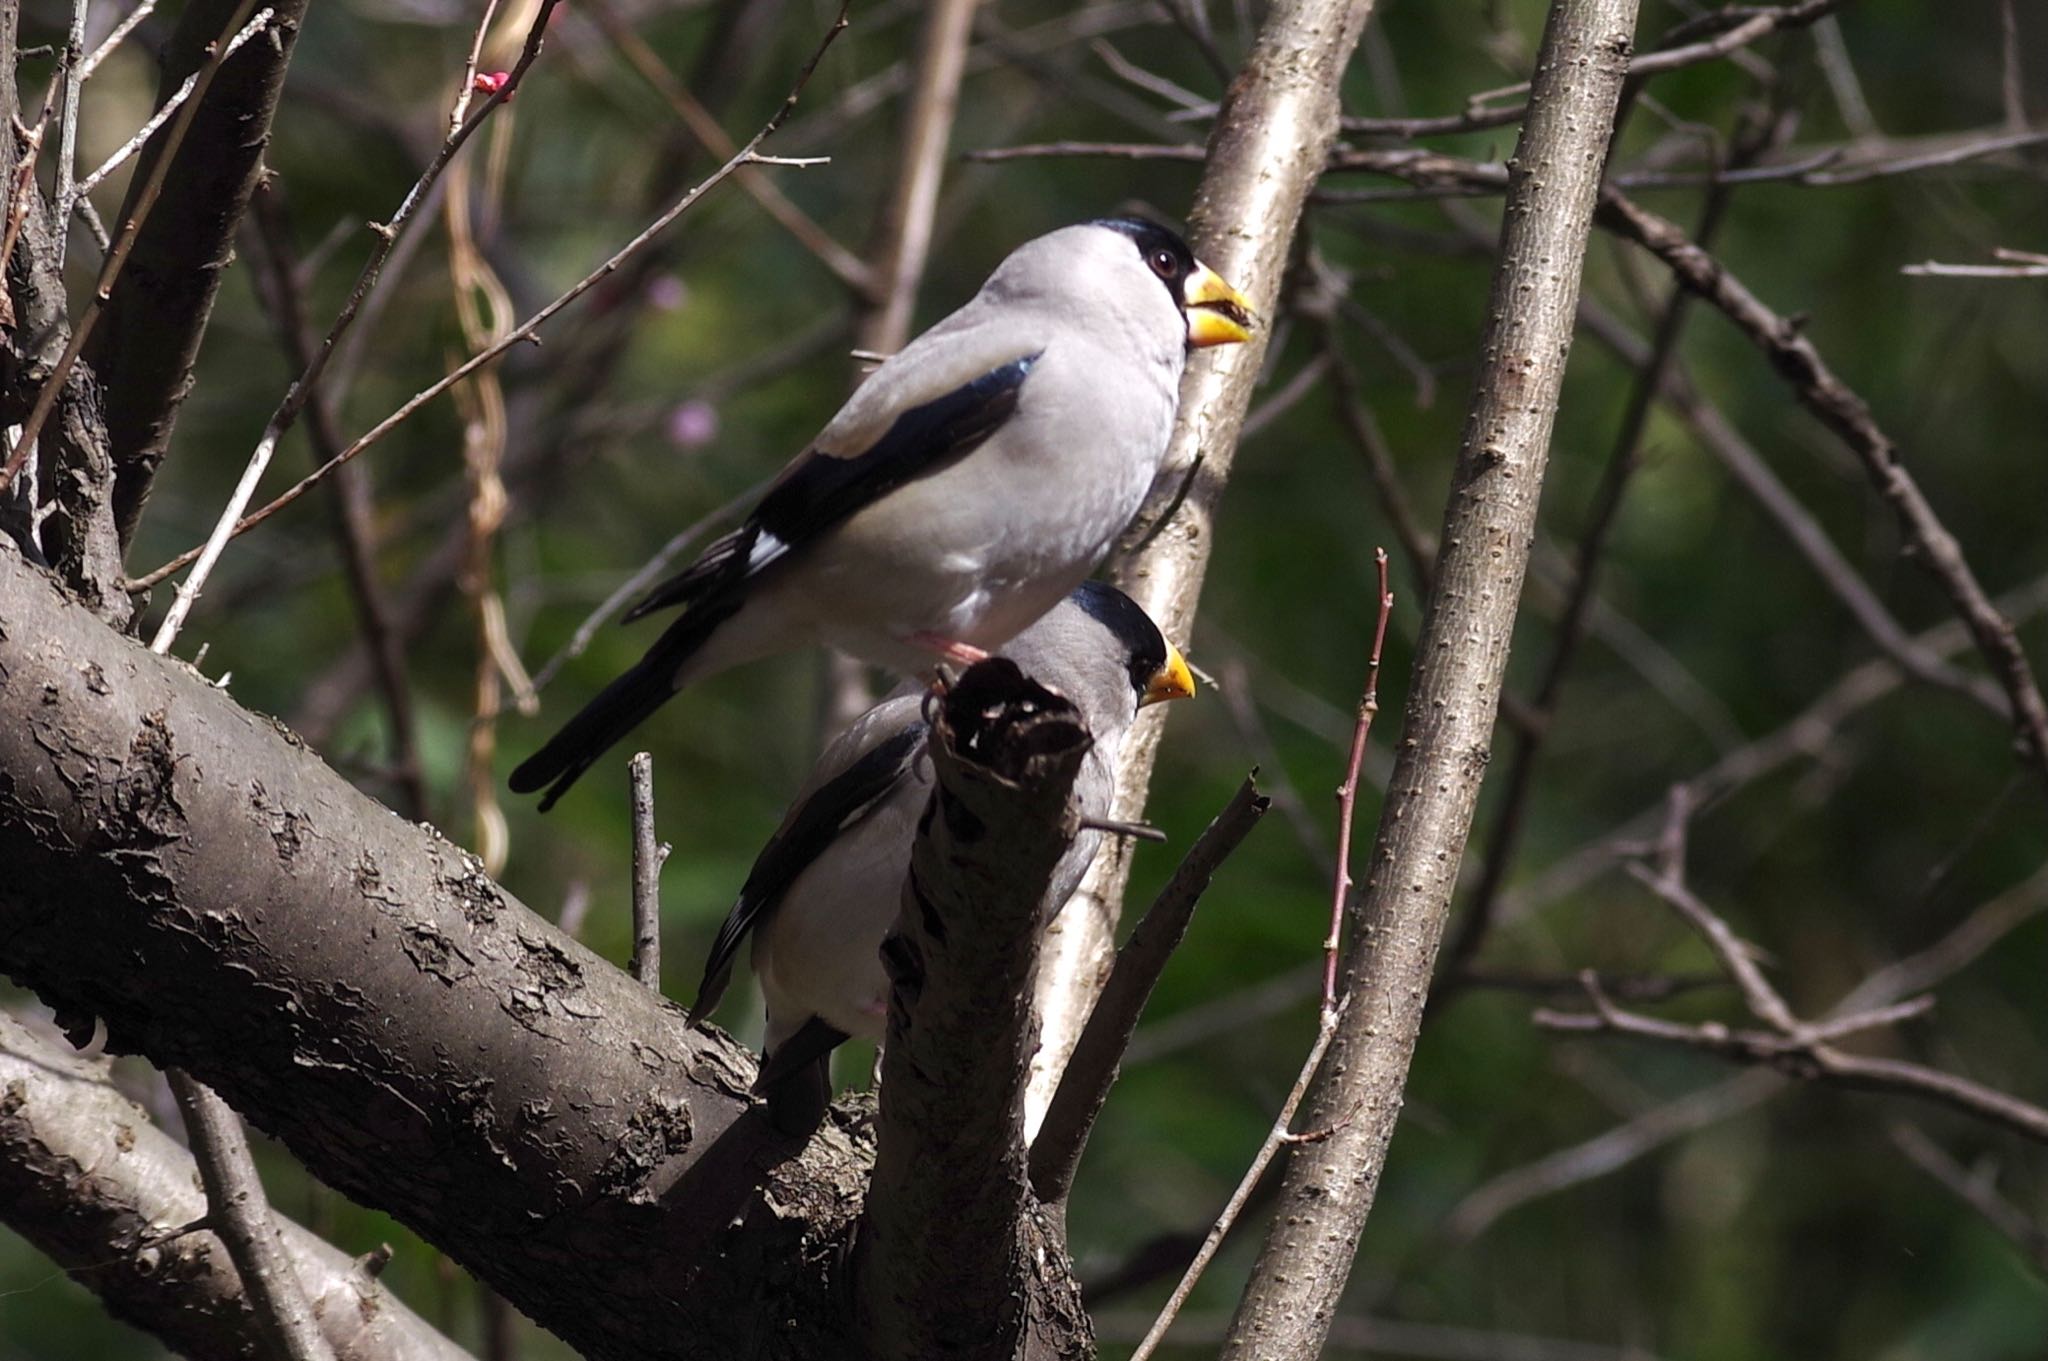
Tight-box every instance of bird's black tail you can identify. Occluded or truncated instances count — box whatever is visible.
[755,1017,850,1138]
[509,654,678,811]
[516,595,750,809]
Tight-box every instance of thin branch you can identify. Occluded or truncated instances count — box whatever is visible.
[0,0,268,497]
[1999,0,2028,130]
[1891,1123,2048,1276]
[1443,1068,1784,1242]
[1534,820,2048,1146]
[1573,297,2008,716]
[582,0,874,297]
[1903,247,2048,280]
[80,0,158,79]
[243,184,427,818]
[171,1073,339,1361]
[1594,187,2048,800]
[1127,1021,1339,1361]
[0,1013,468,1361]
[523,476,770,694]
[628,752,664,990]
[69,6,275,200]
[1325,549,1393,1011]
[1447,860,2048,1243]
[130,0,565,626]
[1029,775,1270,1204]
[1535,972,2048,1143]
[1132,552,1394,1361]
[1302,296,1433,585]
[128,17,843,597]
[51,0,88,276]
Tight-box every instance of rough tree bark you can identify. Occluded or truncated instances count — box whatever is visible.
[91,0,315,547]
[1030,0,1382,1133]
[0,6,129,624]
[1220,1,1641,1354]
[0,540,1102,1359]
[0,1014,468,1361]
[0,540,862,1358]
[859,660,1096,1360]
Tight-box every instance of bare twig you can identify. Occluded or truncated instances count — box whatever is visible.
[1308,300,1434,587]
[1891,1123,2048,1276]
[1998,0,2028,130]
[1130,553,1394,1361]
[582,0,873,297]
[1444,1068,1785,1242]
[628,752,664,990]
[128,13,845,596]
[1574,297,2008,716]
[1,0,267,497]
[1127,1023,1338,1361]
[80,0,158,78]
[1535,820,2048,1146]
[1595,187,2048,799]
[244,184,427,819]
[1029,775,1270,1204]
[1903,247,2048,280]
[133,0,566,633]
[1325,549,1393,1011]
[51,0,88,276]
[1448,861,2048,1243]
[170,1073,339,1361]
[69,7,275,200]
[524,476,770,694]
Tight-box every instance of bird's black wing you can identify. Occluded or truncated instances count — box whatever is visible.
[624,352,1040,623]
[688,720,928,1023]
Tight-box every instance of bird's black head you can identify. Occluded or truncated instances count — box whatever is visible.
[1093,216,1200,311]
[1071,579,1172,699]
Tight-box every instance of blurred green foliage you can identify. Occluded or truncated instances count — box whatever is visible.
[5,0,2046,1357]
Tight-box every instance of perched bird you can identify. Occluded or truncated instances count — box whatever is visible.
[689,581,1196,1134]
[511,218,1249,809]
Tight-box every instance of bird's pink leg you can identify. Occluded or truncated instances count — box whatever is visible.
[907,632,990,667]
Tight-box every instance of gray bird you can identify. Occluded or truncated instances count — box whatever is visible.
[689,582,1196,1133]
[511,218,1248,809]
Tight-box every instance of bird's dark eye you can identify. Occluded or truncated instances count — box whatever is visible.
[1149,249,1178,279]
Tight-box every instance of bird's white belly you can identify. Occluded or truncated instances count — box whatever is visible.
[754,790,925,1046]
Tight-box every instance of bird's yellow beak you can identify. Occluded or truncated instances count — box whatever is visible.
[1183,262,1255,348]
[1141,642,1198,707]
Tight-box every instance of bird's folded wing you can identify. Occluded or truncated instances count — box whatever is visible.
[688,712,929,1022]
[625,349,1041,623]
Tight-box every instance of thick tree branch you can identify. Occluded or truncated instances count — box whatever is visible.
[1222,0,1640,1353]
[0,544,877,1360]
[858,659,1095,1361]
[0,1012,469,1361]
[1034,0,1381,1142]
[89,0,312,546]
[170,1071,341,1361]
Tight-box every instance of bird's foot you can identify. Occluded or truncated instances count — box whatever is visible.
[907,632,990,667]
